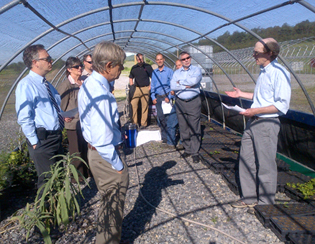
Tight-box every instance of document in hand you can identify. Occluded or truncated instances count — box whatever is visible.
[222,103,246,113]
[161,101,173,114]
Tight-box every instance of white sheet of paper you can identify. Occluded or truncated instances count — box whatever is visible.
[222,103,246,113]
[60,107,78,118]
[136,130,161,147]
[161,101,172,114]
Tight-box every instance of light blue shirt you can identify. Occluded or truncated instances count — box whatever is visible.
[78,71,123,171]
[252,59,291,117]
[151,66,173,100]
[15,70,62,145]
[170,65,202,100]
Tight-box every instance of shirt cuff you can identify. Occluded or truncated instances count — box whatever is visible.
[28,135,38,145]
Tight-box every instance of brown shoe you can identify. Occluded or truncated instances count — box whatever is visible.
[231,200,257,208]
[176,144,184,150]
[247,207,256,215]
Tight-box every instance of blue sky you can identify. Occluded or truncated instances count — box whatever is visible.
[0,0,315,65]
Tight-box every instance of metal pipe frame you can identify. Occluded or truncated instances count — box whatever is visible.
[1,0,314,119]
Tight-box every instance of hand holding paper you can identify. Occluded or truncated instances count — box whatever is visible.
[162,101,172,114]
[222,103,246,113]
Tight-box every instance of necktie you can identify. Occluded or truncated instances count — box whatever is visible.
[44,78,64,130]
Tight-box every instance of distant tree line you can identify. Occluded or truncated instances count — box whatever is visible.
[198,20,315,52]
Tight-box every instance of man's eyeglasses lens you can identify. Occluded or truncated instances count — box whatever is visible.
[181,56,191,61]
[72,64,83,69]
[37,56,52,63]
[85,60,93,64]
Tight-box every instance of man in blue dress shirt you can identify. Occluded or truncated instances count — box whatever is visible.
[78,41,129,244]
[226,38,291,213]
[170,51,203,164]
[15,44,65,191]
[151,53,176,147]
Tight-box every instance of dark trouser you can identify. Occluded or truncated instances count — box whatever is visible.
[27,131,63,190]
[175,96,201,155]
[155,96,168,142]
[67,123,90,179]
[88,148,129,244]
[166,104,178,146]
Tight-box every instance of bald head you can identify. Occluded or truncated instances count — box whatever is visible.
[175,59,182,70]
[259,38,280,60]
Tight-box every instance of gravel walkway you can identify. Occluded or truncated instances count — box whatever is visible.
[0,101,285,244]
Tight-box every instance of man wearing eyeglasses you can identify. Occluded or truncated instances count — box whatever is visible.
[225,38,291,213]
[170,51,202,164]
[81,54,93,80]
[15,44,65,192]
[129,53,153,129]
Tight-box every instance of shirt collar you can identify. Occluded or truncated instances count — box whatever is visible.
[180,64,192,72]
[156,66,166,72]
[260,59,277,72]
[29,70,45,83]
[90,70,110,91]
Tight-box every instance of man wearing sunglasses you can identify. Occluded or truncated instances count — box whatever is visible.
[225,38,291,214]
[15,44,65,192]
[81,54,93,80]
[170,51,202,164]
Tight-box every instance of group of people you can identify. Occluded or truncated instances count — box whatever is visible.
[129,52,203,163]
[15,37,291,243]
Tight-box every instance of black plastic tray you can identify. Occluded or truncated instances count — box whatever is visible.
[269,215,315,241]
[278,171,310,193]
[287,233,315,244]
[255,203,315,228]
[220,169,239,195]
[276,158,290,172]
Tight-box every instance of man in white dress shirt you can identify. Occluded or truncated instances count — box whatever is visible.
[78,41,128,244]
[225,38,291,213]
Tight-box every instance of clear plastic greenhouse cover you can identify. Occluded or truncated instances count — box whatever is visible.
[0,0,315,150]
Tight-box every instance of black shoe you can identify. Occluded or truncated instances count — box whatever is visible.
[192,155,200,164]
[181,152,191,158]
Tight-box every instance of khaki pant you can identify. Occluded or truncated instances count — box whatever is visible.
[130,86,150,126]
[88,148,129,244]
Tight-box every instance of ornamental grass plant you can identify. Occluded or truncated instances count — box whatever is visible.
[11,152,89,244]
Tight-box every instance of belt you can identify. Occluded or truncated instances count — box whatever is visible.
[156,93,169,98]
[46,129,62,135]
[251,116,278,120]
[88,143,123,151]
[176,95,199,102]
